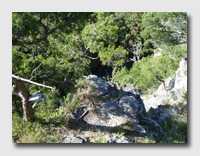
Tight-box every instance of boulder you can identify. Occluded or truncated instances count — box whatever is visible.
[148,104,178,121]
[73,95,143,131]
[122,84,140,99]
[70,75,147,138]
[86,75,110,96]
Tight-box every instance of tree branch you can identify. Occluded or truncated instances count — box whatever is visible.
[156,74,166,91]
[29,62,43,80]
[84,55,100,60]
[38,18,48,32]
[12,74,54,91]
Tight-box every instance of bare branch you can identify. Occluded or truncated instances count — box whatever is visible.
[38,18,48,32]
[12,74,54,91]
[32,95,46,109]
[84,55,99,60]
[156,74,166,91]
[12,92,20,96]
[29,62,43,80]
[67,48,78,55]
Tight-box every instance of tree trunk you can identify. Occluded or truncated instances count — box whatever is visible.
[111,66,117,83]
[12,75,35,122]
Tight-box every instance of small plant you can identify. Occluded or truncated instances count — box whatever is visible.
[110,126,125,136]
[116,126,125,136]
[144,136,156,143]
[153,94,157,97]
[94,130,107,143]
[109,96,116,101]
[182,91,187,101]
[172,94,177,101]
[144,112,151,118]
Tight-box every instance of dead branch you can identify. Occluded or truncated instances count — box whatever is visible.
[29,62,43,80]
[155,74,166,91]
[12,74,54,91]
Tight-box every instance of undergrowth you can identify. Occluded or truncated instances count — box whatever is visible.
[140,92,187,143]
[12,62,187,143]
[12,77,101,143]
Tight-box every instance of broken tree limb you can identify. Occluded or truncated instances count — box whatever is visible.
[12,92,20,96]
[12,74,54,91]
[32,95,46,109]
[28,91,43,101]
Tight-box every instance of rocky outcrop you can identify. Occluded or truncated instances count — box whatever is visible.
[86,75,111,96]
[174,57,187,102]
[61,58,187,143]
[73,75,146,132]
[61,75,147,143]
[143,57,187,120]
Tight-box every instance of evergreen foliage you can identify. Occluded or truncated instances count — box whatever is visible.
[12,12,187,143]
[141,12,187,58]
[115,55,179,94]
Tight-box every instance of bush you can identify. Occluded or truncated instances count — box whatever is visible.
[115,55,179,94]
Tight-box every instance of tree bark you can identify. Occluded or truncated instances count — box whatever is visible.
[12,74,35,122]
[111,66,117,83]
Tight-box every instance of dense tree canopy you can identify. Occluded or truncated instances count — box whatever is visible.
[141,12,187,46]
[12,12,187,144]
[12,12,187,121]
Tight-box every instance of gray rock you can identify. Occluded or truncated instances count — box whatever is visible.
[149,105,174,121]
[143,57,187,122]
[109,88,118,97]
[70,74,147,142]
[135,124,146,134]
[143,97,157,112]
[61,134,85,143]
[73,75,147,133]
[75,95,141,128]
[86,75,110,96]
[122,84,140,99]
[106,134,133,143]
[174,57,187,102]
[155,95,169,105]
[169,79,175,90]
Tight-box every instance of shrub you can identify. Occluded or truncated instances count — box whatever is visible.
[115,55,179,94]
